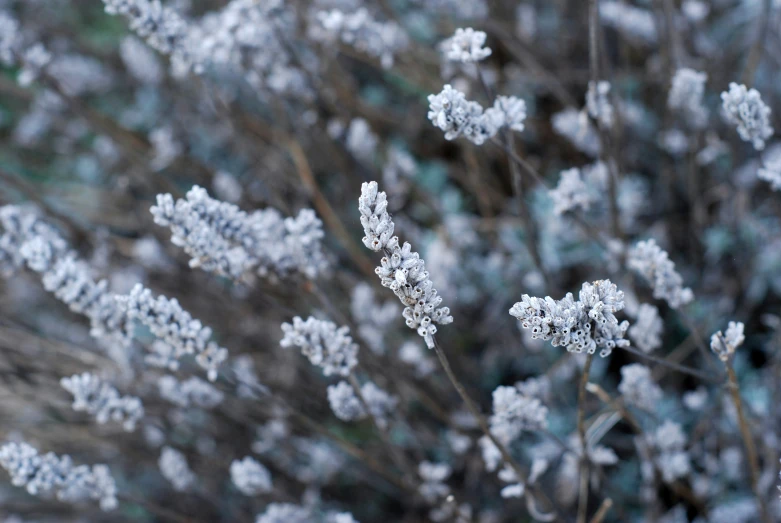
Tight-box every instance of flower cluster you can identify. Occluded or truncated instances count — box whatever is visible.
[230,456,272,496]
[628,303,663,353]
[327,380,397,429]
[317,8,408,69]
[443,28,491,63]
[0,442,117,511]
[60,373,144,431]
[158,375,224,409]
[627,239,694,309]
[418,461,451,503]
[720,82,774,150]
[618,364,662,411]
[158,446,195,492]
[116,283,228,380]
[152,186,327,282]
[358,181,452,348]
[758,160,781,191]
[710,321,745,362]
[509,280,631,357]
[427,85,526,145]
[280,316,358,377]
[668,68,708,128]
[489,386,548,445]
[549,167,592,215]
[647,421,691,483]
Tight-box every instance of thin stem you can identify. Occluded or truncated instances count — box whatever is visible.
[618,344,720,383]
[742,0,773,85]
[588,498,613,523]
[577,353,595,523]
[726,364,771,523]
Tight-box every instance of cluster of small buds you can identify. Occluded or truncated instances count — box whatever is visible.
[550,167,593,215]
[280,316,358,377]
[720,82,774,150]
[157,375,224,409]
[757,160,781,191]
[627,239,694,309]
[418,461,451,503]
[152,186,327,282]
[230,457,272,496]
[551,108,601,157]
[359,182,453,348]
[618,364,663,411]
[710,321,745,362]
[317,8,408,69]
[158,446,195,492]
[443,28,492,63]
[0,442,117,511]
[648,421,691,483]
[668,68,708,128]
[509,279,631,357]
[116,283,228,381]
[489,385,548,446]
[628,303,663,353]
[586,81,614,128]
[60,373,144,431]
[327,380,397,429]
[427,85,527,145]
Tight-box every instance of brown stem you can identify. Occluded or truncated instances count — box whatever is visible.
[577,353,595,523]
[588,498,613,523]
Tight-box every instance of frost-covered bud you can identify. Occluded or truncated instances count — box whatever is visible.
[418,461,451,503]
[758,160,781,191]
[327,381,366,422]
[255,503,312,523]
[0,442,117,511]
[158,376,224,409]
[444,28,491,63]
[710,321,745,362]
[629,304,663,353]
[618,364,662,411]
[158,446,195,492]
[489,386,548,445]
[102,0,191,61]
[492,96,526,133]
[721,83,774,150]
[628,239,694,309]
[586,81,614,128]
[280,317,358,377]
[116,284,228,380]
[427,85,501,145]
[359,381,398,429]
[230,457,272,496]
[668,68,708,128]
[550,168,592,215]
[61,373,144,431]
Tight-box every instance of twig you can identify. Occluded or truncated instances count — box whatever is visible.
[588,498,613,523]
[577,353,595,523]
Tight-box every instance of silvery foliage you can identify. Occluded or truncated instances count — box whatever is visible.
[350,282,399,355]
[116,283,228,381]
[489,385,548,446]
[618,364,662,411]
[418,461,451,503]
[552,108,601,157]
[427,85,527,145]
[720,82,774,150]
[586,81,614,128]
[152,185,327,282]
[627,239,694,309]
[628,303,663,353]
[316,8,408,69]
[550,167,592,215]
[230,456,272,496]
[280,316,358,377]
[509,279,631,357]
[0,442,117,511]
[599,1,658,45]
[0,205,133,356]
[327,380,398,429]
[668,68,708,128]
[757,159,781,191]
[443,28,492,63]
[158,446,195,492]
[60,373,144,431]
[157,375,224,409]
[647,420,691,483]
[255,503,311,523]
[359,181,453,348]
[710,321,745,362]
